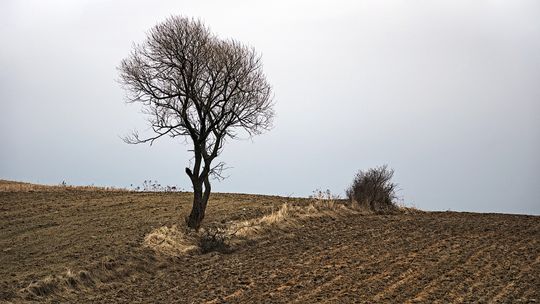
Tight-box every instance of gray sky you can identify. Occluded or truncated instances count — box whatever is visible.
[1,0,539,214]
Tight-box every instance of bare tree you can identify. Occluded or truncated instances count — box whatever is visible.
[118,16,274,229]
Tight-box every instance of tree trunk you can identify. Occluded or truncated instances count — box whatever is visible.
[186,177,211,230]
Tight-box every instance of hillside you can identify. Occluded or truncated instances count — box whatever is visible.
[1,181,539,303]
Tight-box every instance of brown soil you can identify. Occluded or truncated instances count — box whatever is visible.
[1,181,539,303]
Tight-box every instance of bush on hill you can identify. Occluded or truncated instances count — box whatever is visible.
[346,165,398,213]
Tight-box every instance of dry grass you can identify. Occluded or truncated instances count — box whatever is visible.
[18,254,155,300]
[143,225,199,256]
[228,200,358,238]
[143,196,369,257]
[20,269,95,299]
[0,179,126,192]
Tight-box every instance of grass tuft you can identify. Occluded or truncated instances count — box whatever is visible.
[143,225,199,257]
[20,269,96,299]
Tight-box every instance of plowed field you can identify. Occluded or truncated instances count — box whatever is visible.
[1,181,539,303]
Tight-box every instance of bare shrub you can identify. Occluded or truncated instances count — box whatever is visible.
[198,227,231,254]
[345,165,398,213]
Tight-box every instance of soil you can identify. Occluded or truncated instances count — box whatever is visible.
[1,181,539,303]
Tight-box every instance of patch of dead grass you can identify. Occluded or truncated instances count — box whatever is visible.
[143,197,371,257]
[20,269,95,299]
[143,225,199,256]
[0,179,127,192]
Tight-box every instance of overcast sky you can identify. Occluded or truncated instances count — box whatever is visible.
[1,0,539,214]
